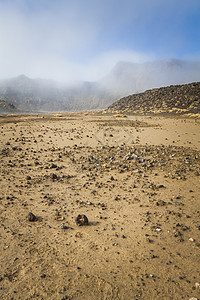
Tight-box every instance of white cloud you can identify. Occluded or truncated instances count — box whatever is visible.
[80,50,154,81]
[0,0,199,81]
[0,1,100,81]
[0,2,153,82]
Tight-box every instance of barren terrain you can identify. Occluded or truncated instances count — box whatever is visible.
[0,112,200,299]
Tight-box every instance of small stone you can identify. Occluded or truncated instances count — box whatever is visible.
[156,228,161,232]
[158,184,165,188]
[61,223,68,229]
[50,163,57,169]
[27,212,37,222]
[195,282,200,289]
[50,173,57,180]
[171,201,184,206]
[189,238,195,242]
[147,238,154,243]
[26,176,31,180]
[75,214,89,226]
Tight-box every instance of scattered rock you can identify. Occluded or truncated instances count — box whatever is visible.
[27,212,37,222]
[171,201,184,206]
[195,282,200,289]
[75,214,89,226]
[50,173,58,180]
[189,238,195,242]
[61,223,68,229]
[50,163,57,169]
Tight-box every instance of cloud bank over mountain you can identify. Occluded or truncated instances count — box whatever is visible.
[0,0,200,82]
[0,59,199,112]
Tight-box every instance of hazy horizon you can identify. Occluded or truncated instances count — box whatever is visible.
[0,0,200,82]
[1,58,200,84]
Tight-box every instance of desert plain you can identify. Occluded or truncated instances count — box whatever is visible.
[0,112,200,300]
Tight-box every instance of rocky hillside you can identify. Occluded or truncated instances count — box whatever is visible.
[107,82,200,115]
[0,98,18,113]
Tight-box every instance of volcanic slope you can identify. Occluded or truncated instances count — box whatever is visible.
[107,82,200,116]
[0,98,18,113]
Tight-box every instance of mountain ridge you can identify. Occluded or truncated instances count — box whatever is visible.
[0,59,200,112]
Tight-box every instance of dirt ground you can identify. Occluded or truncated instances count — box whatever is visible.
[0,112,200,300]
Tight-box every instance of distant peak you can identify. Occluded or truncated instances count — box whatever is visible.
[164,59,183,66]
[114,61,136,68]
[17,74,30,80]
[112,61,137,73]
[165,58,182,63]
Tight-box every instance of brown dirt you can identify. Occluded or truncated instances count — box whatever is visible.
[0,113,200,300]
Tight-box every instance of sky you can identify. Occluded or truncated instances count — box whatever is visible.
[0,0,200,82]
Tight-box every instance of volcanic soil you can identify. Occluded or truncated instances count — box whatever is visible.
[0,112,200,300]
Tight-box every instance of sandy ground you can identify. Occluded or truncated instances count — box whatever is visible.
[0,112,200,300]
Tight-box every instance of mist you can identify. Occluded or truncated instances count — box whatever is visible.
[0,0,199,82]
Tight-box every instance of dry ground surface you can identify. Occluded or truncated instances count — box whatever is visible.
[0,112,200,300]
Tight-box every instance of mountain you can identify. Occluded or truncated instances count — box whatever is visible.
[100,59,200,95]
[0,59,199,112]
[0,75,69,112]
[107,82,200,115]
[0,98,18,113]
[0,75,114,112]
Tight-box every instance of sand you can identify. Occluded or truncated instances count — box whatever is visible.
[0,112,200,300]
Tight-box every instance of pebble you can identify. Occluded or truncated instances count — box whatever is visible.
[61,223,68,229]
[171,201,184,206]
[27,212,37,222]
[50,163,57,168]
[50,173,58,180]
[75,214,89,226]
[189,238,195,242]
[156,228,162,232]
[195,282,200,289]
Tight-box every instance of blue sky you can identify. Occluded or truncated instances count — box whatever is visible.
[0,0,199,81]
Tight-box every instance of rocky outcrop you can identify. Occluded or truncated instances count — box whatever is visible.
[107,82,200,115]
[0,98,18,113]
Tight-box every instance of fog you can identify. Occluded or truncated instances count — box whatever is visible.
[0,0,199,83]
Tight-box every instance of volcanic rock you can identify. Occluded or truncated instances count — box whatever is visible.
[75,214,89,226]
